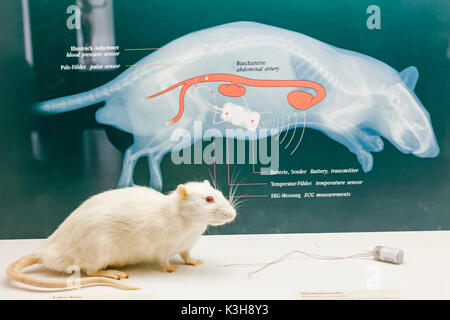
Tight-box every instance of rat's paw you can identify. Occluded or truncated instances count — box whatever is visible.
[114,270,130,279]
[161,264,177,273]
[88,269,130,280]
[186,259,203,267]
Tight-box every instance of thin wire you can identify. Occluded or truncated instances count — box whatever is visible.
[218,249,374,278]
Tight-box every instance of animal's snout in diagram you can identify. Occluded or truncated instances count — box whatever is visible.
[143,73,327,125]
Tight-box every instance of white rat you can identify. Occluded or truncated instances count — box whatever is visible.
[7,180,237,290]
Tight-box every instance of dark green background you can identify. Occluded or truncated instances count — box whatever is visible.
[0,0,448,239]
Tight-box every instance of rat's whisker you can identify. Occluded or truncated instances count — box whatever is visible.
[207,168,217,189]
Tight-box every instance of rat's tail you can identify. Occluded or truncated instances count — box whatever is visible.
[33,84,112,115]
[6,254,139,290]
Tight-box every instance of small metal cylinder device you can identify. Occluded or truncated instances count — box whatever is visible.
[373,246,404,264]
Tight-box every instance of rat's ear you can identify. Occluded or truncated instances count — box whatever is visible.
[177,184,188,200]
[204,179,210,186]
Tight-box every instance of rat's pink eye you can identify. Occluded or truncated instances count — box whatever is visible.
[206,196,214,203]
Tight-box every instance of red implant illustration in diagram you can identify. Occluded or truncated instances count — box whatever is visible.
[143,73,326,124]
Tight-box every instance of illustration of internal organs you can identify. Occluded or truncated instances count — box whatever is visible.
[143,73,326,124]
[34,22,440,190]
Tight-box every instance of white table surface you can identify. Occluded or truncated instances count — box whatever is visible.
[0,231,449,300]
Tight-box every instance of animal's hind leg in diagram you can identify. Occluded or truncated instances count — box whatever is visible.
[119,137,179,189]
[147,151,165,191]
[118,146,139,187]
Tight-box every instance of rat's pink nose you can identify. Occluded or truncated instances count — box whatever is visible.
[225,211,236,221]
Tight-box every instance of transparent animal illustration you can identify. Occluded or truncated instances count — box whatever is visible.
[35,22,440,190]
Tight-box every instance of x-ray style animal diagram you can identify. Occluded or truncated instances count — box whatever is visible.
[35,22,439,190]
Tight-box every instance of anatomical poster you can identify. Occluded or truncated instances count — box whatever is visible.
[0,0,448,238]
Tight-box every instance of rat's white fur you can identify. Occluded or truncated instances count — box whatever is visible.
[7,181,236,290]
[36,180,236,273]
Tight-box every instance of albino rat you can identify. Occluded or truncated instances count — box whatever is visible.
[7,180,237,290]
